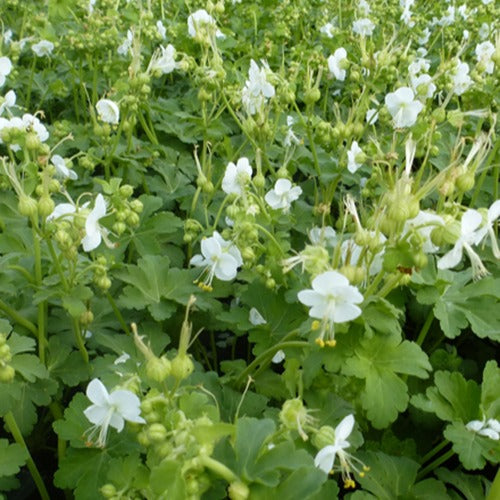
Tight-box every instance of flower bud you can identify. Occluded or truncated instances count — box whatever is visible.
[18,195,38,217]
[170,354,194,380]
[147,423,168,443]
[0,365,15,382]
[25,132,41,151]
[100,484,117,498]
[146,356,171,382]
[119,185,134,197]
[228,481,249,500]
[455,172,475,192]
[113,222,127,235]
[413,252,428,269]
[279,398,310,439]
[79,310,94,326]
[130,199,143,213]
[38,196,55,217]
[312,425,336,449]
[253,173,265,189]
[304,88,321,105]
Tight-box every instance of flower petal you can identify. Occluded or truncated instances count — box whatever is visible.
[83,405,108,425]
[86,379,110,406]
[314,445,337,473]
[312,271,349,294]
[335,414,355,442]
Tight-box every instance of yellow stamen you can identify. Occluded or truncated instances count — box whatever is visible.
[344,479,356,489]
[325,339,337,347]
[311,320,321,330]
[315,338,325,348]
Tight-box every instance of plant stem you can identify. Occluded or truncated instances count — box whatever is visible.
[235,340,309,387]
[106,293,130,335]
[198,455,238,483]
[486,467,500,500]
[4,412,50,500]
[416,310,434,346]
[31,221,46,364]
[72,318,89,363]
[416,448,454,480]
[0,299,38,337]
[420,439,449,465]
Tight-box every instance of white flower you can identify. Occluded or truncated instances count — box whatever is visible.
[249,307,267,326]
[457,4,468,19]
[88,0,96,14]
[365,108,379,125]
[451,61,472,96]
[482,0,493,4]
[3,29,13,45]
[82,194,107,252]
[117,30,133,56]
[437,209,489,279]
[190,232,242,289]
[475,42,495,74]
[0,90,16,115]
[404,211,444,254]
[51,155,78,180]
[47,202,77,222]
[187,9,224,39]
[114,352,131,365]
[298,271,363,346]
[408,58,430,76]
[358,0,371,14]
[466,419,500,441]
[328,48,348,81]
[83,378,145,447]
[32,40,54,57]
[309,226,337,247]
[0,57,13,87]
[411,73,436,100]
[438,6,455,26]
[265,179,302,212]
[96,98,120,124]
[156,20,166,39]
[314,414,355,474]
[320,22,335,38]
[418,28,431,45]
[352,18,375,37]
[284,115,300,147]
[222,157,252,195]
[385,87,423,128]
[475,200,500,258]
[347,141,364,174]
[149,44,178,75]
[479,23,490,40]
[272,350,285,363]
[341,234,386,276]
[242,59,275,115]
[22,113,49,142]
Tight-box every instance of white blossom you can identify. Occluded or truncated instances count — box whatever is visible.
[298,271,363,346]
[83,378,145,447]
[22,113,49,142]
[475,200,500,258]
[32,40,54,57]
[82,194,108,252]
[466,419,500,440]
[117,30,133,56]
[222,157,252,195]
[352,18,375,37]
[156,20,166,39]
[385,87,423,128]
[437,209,489,279]
[451,61,472,96]
[242,59,275,115]
[347,141,364,174]
[187,9,224,39]
[284,115,300,147]
[0,89,16,115]
[249,307,266,326]
[148,44,178,75]
[320,22,335,38]
[404,211,444,254]
[309,226,337,247]
[328,48,348,81]
[190,232,243,289]
[410,73,436,100]
[51,154,78,180]
[475,42,495,74]
[408,58,430,76]
[265,179,302,212]
[96,98,120,124]
[0,56,13,87]
[365,108,379,125]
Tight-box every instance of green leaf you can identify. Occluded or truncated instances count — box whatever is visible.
[0,440,28,477]
[10,354,49,382]
[273,466,326,499]
[6,332,35,355]
[342,336,431,428]
[150,460,186,499]
[411,371,480,423]
[481,361,500,417]
[234,417,276,482]
[435,467,491,500]
[362,297,402,337]
[61,285,93,319]
[116,256,195,320]
[444,422,500,469]
[53,393,93,448]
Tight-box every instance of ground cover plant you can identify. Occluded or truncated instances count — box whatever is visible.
[0,0,499,498]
